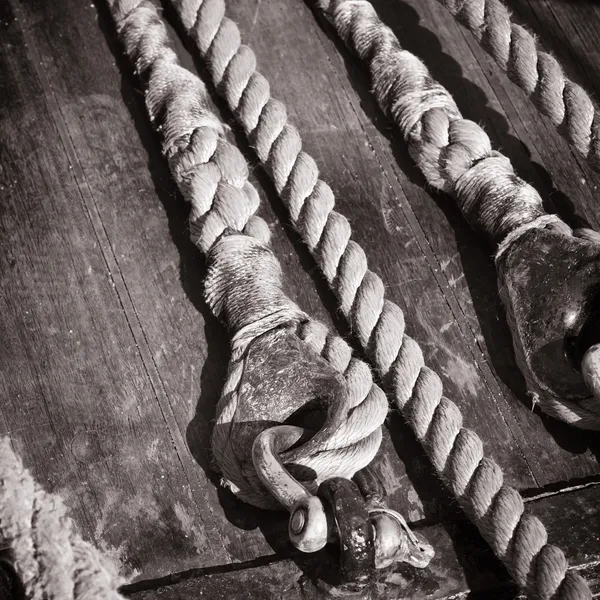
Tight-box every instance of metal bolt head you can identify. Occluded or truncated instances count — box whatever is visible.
[290,508,307,534]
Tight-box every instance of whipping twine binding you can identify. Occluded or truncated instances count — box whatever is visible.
[162,0,594,597]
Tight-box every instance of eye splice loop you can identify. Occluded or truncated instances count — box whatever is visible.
[206,232,389,513]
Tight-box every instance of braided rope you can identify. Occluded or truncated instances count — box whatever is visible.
[108,0,388,510]
[0,437,126,600]
[436,0,600,173]
[166,0,593,596]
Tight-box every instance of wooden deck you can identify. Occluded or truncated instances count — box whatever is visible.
[1,0,600,597]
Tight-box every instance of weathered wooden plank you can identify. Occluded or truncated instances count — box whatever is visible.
[3,0,453,578]
[15,0,465,541]
[127,525,508,600]
[0,0,244,580]
[0,0,316,579]
[4,0,600,591]
[127,483,600,599]
[127,560,309,600]
[130,486,600,600]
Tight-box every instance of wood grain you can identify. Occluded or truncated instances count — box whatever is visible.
[0,0,444,580]
[1,0,600,593]
[0,0,237,579]
[126,483,600,599]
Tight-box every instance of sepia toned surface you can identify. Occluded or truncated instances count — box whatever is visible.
[1,0,599,596]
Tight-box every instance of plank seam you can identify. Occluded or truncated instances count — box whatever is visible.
[119,554,288,595]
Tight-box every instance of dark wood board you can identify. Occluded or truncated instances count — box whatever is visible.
[1,0,600,594]
[126,483,600,599]
[0,0,237,579]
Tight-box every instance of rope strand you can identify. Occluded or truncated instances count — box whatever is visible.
[166,0,593,596]
[436,0,600,173]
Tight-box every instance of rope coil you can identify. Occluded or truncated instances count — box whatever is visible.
[165,0,594,596]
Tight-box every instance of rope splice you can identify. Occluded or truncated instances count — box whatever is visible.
[303,0,595,596]
[108,0,433,588]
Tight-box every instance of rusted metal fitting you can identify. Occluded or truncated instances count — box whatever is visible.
[253,431,435,588]
[253,428,378,587]
[353,467,435,570]
[369,509,434,569]
[318,478,376,590]
[497,227,600,413]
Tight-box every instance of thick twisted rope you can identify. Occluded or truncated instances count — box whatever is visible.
[166,0,593,596]
[435,0,600,173]
[0,437,126,600]
[108,0,388,511]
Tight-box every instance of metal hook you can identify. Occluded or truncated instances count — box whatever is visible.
[253,427,378,588]
[252,425,330,553]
